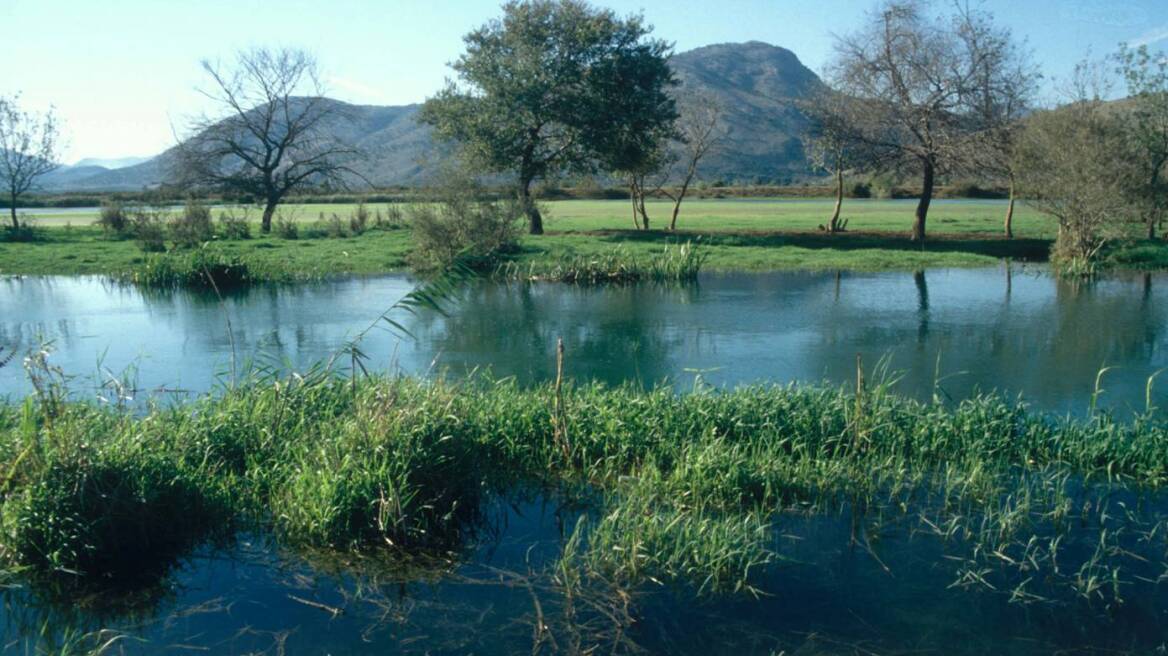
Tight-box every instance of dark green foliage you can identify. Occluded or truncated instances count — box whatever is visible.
[2,453,228,581]
[420,0,677,233]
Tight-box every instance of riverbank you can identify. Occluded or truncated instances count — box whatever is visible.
[1,373,1165,651]
[2,198,1150,277]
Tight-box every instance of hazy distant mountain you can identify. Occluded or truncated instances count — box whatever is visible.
[42,42,822,192]
[73,156,151,170]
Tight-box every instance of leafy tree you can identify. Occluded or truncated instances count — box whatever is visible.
[173,48,361,234]
[828,0,1033,241]
[1114,44,1168,240]
[1015,67,1135,272]
[420,0,677,234]
[0,95,60,230]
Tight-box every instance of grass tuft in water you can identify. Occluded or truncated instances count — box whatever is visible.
[497,242,707,284]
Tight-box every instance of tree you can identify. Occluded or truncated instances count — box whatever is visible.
[800,89,873,233]
[1015,72,1135,271]
[828,0,1031,241]
[0,95,60,230]
[965,26,1040,239]
[1114,44,1168,240]
[173,48,361,234]
[624,96,723,232]
[420,0,677,235]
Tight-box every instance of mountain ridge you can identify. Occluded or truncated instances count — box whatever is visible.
[43,42,822,192]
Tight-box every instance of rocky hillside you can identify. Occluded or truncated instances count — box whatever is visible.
[46,42,823,191]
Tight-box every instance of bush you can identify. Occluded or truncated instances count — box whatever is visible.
[128,207,168,252]
[217,209,251,240]
[169,199,214,248]
[408,185,523,270]
[97,200,129,235]
[274,213,299,239]
[349,202,369,235]
[374,204,406,230]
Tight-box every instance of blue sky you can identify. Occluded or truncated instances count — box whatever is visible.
[2,0,1166,162]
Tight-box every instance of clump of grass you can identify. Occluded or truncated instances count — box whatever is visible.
[567,480,773,596]
[113,246,316,289]
[499,242,707,284]
[1,373,1166,604]
[0,451,230,582]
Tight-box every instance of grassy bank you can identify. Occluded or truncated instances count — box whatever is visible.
[0,199,1072,278]
[2,371,1165,605]
[4,198,1168,280]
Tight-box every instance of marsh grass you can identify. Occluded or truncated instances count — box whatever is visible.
[498,241,707,283]
[114,246,319,289]
[0,370,1166,609]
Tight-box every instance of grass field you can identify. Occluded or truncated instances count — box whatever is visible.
[0,198,1158,277]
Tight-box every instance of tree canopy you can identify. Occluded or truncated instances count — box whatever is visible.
[420,0,677,234]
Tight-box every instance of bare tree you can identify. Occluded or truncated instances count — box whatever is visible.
[829,0,1031,241]
[800,89,876,233]
[173,48,361,233]
[626,97,723,231]
[0,95,60,230]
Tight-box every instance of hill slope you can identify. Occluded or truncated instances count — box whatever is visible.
[48,42,821,191]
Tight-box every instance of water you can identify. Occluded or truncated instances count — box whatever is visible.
[3,267,1168,653]
[4,495,1165,654]
[3,266,1167,415]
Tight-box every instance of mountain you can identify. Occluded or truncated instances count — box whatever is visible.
[669,41,825,183]
[73,156,151,170]
[42,42,822,192]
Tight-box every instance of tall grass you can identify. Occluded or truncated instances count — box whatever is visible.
[114,246,319,289]
[0,372,1166,603]
[498,242,707,283]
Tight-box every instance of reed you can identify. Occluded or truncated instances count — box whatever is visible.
[497,242,707,284]
[1,371,1166,604]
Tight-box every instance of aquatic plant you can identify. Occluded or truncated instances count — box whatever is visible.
[0,371,1165,606]
[498,242,707,284]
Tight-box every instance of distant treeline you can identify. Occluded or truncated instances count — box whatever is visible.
[6,181,1009,209]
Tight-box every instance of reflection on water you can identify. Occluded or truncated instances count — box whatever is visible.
[4,493,1165,655]
[2,266,1167,414]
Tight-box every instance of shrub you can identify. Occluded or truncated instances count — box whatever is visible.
[408,185,523,270]
[169,199,214,248]
[374,203,406,230]
[274,213,299,239]
[97,200,129,235]
[349,202,369,235]
[128,207,168,252]
[217,209,251,240]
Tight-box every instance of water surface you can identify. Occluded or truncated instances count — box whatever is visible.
[2,266,1165,414]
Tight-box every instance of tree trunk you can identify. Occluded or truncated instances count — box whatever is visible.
[520,178,543,235]
[639,191,649,231]
[668,175,694,231]
[911,160,935,242]
[829,167,844,232]
[1147,215,1156,240]
[1004,175,1015,240]
[261,199,277,234]
[630,182,640,229]
[9,194,17,230]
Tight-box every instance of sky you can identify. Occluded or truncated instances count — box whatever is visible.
[2,0,1166,163]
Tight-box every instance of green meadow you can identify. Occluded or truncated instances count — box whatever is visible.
[0,197,1087,277]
